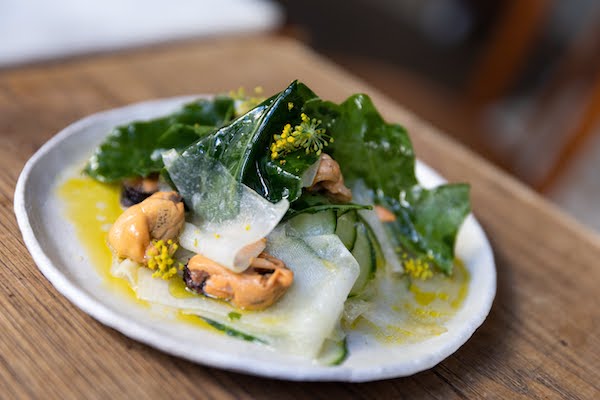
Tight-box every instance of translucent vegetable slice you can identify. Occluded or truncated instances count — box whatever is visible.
[114,229,359,358]
[163,149,289,272]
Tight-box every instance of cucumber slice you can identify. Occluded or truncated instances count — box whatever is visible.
[287,210,337,237]
[335,211,358,250]
[361,216,386,272]
[349,221,376,296]
[317,337,348,366]
[200,316,267,344]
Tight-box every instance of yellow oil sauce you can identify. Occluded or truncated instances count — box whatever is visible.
[57,176,147,306]
[175,311,215,329]
[349,261,470,344]
[168,276,198,299]
[58,176,234,335]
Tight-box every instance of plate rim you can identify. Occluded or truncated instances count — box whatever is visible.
[14,96,496,382]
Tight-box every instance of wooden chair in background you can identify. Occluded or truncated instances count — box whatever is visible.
[465,0,600,192]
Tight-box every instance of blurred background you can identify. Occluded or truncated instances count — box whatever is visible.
[2,0,599,231]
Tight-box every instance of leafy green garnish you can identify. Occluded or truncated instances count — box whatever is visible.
[167,81,321,204]
[304,94,470,274]
[386,184,470,274]
[84,97,235,182]
[304,95,417,194]
[85,80,470,276]
[283,192,371,221]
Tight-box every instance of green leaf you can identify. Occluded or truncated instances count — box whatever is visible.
[283,192,371,221]
[84,97,235,182]
[157,123,214,149]
[304,95,417,196]
[386,184,471,274]
[258,154,319,204]
[172,81,320,204]
[304,94,470,274]
[174,96,235,126]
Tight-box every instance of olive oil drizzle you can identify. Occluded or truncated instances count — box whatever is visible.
[58,176,147,306]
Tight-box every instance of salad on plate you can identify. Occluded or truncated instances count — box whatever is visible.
[70,81,471,365]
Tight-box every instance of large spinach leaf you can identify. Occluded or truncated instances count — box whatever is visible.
[304,94,470,274]
[84,96,235,182]
[385,184,470,274]
[171,81,320,204]
[304,95,417,194]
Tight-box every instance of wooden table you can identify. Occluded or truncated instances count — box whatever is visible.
[1,36,598,399]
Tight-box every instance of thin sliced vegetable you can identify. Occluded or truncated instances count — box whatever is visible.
[125,229,359,358]
[335,211,358,250]
[287,210,336,237]
[317,337,348,366]
[349,221,376,297]
[352,181,404,274]
[284,192,371,221]
[199,316,267,344]
[164,149,289,272]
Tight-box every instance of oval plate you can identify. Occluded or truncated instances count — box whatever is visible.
[14,96,496,382]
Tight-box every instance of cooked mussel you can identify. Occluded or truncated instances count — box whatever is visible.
[120,175,159,207]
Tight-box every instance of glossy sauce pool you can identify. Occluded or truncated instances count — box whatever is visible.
[58,175,216,331]
[57,176,145,304]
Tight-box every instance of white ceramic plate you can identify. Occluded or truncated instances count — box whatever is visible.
[14,96,496,382]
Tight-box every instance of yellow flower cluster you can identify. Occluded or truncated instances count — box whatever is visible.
[146,239,184,280]
[229,86,266,117]
[403,257,434,280]
[270,113,333,162]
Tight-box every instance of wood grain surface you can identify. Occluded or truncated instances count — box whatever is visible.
[1,36,599,399]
